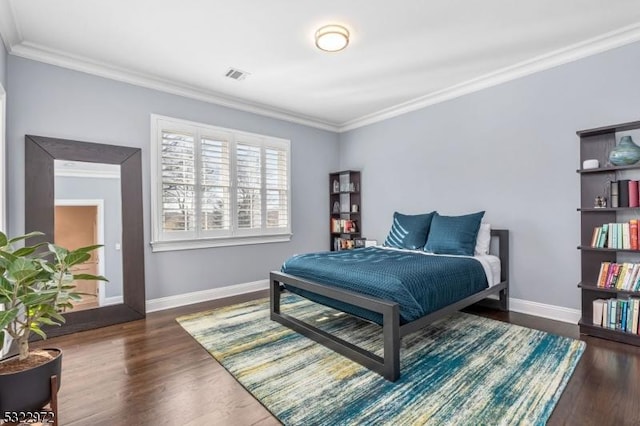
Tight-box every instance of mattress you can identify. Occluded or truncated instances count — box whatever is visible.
[281,246,492,325]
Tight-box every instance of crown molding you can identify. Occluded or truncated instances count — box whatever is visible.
[338,22,640,132]
[2,6,640,135]
[0,0,20,52]
[8,41,340,132]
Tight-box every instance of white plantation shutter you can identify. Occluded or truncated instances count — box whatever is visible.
[160,130,196,235]
[151,115,291,251]
[265,146,288,229]
[236,143,262,230]
[201,135,230,232]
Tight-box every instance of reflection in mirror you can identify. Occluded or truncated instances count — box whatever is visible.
[54,160,123,312]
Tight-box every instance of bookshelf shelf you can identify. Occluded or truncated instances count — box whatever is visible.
[576,164,640,174]
[578,207,640,212]
[330,170,363,251]
[578,320,640,345]
[578,282,640,296]
[578,119,640,347]
[578,246,640,253]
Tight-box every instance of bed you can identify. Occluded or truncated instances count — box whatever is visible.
[270,214,509,382]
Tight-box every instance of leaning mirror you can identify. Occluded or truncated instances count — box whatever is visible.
[25,135,145,337]
[54,160,123,312]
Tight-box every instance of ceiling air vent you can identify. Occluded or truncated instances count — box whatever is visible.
[225,68,250,81]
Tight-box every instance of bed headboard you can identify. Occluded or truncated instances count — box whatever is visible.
[490,229,509,284]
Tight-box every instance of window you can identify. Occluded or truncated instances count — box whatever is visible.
[151,115,291,251]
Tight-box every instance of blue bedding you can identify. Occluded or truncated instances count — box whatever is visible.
[281,247,488,325]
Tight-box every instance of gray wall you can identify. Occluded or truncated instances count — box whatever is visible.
[55,174,124,298]
[0,40,6,90]
[7,56,339,300]
[339,41,640,310]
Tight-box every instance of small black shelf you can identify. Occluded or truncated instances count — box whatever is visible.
[329,170,362,251]
[578,282,640,296]
[577,164,640,174]
[578,207,640,212]
[578,246,640,253]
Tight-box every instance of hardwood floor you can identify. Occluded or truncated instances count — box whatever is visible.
[27,292,640,425]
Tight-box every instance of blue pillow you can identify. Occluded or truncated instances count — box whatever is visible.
[384,211,435,250]
[424,211,485,256]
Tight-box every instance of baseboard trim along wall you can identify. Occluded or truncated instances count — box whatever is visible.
[145,280,582,324]
[146,279,270,313]
[509,298,581,324]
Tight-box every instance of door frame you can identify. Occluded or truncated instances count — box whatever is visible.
[55,199,106,306]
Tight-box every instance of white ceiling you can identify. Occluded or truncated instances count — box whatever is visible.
[1,0,640,131]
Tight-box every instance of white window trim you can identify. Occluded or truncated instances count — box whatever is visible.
[150,114,292,252]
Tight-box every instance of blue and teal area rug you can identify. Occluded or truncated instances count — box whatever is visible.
[177,294,585,425]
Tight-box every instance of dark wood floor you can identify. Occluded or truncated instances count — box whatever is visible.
[28,291,640,426]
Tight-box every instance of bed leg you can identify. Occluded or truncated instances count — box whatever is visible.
[382,304,400,381]
[270,275,281,317]
[499,286,509,311]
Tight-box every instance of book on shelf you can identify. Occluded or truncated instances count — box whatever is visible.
[598,223,608,248]
[629,298,640,334]
[620,300,628,330]
[593,299,606,325]
[330,218,357,234]
[590,221,640,249]
[610,301,617,329]
[620,179,631,207]
[617,263,629,289]
[596,261,640,290]
[623,223,631,249]
[609,179,640,208]
[604,297,640,333]
[591,227,600,247]
[631,180,640,208]
[333,237,356,251]
[611,181,620,208]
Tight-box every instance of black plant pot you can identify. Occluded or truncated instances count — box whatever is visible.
[0,348,62,415]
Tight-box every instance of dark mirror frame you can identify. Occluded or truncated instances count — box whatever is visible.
[25,135,146,338]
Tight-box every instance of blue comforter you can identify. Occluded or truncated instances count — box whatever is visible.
[281,247,488,324]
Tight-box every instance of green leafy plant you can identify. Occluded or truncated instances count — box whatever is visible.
[0,231,107,361]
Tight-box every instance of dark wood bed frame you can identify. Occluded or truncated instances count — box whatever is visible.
[269,229,509,382]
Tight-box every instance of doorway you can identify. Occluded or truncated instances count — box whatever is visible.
[54,200,105,312]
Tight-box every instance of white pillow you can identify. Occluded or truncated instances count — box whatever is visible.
[474,223,491,255]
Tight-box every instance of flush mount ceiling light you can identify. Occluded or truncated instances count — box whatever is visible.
[315,24,350,52]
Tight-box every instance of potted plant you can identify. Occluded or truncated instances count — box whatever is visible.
[0,231,106,416]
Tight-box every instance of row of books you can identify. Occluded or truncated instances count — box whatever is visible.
[596,262,640,291]
[610,180,640,208]
[590,220,639,249]
[592,298,640,333]
[333,237,366,251]
[330,218,357,233]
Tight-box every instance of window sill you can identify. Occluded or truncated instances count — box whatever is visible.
[150,233,292,252]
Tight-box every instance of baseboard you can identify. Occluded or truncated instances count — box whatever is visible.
[146,280,269,313]
[509,298,581,324]
[142,280,581,324]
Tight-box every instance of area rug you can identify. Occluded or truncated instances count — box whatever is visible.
[177,294,585,425]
